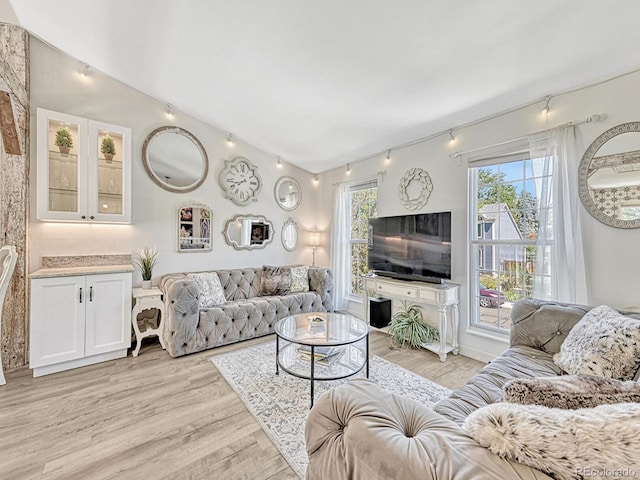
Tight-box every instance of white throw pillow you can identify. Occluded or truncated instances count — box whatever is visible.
[553,305,640,381]
[463,402,640,480]
[289,265,309,293]
[188,272,226,308]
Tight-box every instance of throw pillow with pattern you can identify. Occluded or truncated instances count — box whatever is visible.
[260,266,291,296]
[464,401,640,480]
[503,374,640,409]
[289,265,309,293]
[553,305,640,381]
[188,272,226,308]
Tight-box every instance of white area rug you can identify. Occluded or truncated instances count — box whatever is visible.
[210,341,451,478]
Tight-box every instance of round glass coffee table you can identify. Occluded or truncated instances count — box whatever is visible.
[275,312,369,408]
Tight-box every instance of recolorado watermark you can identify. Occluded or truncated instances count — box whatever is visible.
[576,467,636,478]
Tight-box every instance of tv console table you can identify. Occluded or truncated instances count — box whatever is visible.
[363,275,459,362]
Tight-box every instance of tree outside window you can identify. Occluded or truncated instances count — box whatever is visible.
[350,184,377,297]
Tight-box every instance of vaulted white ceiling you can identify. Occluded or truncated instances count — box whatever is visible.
[8,0,640,173]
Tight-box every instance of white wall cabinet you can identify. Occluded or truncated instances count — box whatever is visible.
[36,108,131,223]
[30,272,132,377]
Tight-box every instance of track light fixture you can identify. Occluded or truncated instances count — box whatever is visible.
[80,64,89,79]
[227,133,234,146]
[277,156,282,168]
[448,129,456,144]
[165,103,174,118]
[346,163,351,175]
[541,96,551,115]
[385,150,391,163]
[313,173,319,184]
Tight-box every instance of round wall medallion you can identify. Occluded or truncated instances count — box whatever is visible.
[398,167,433,210]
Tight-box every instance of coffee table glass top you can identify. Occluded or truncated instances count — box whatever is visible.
[275,312,369,387]
[274,312,368,346]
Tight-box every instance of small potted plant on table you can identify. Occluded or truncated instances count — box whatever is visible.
[55,126,74,154]
[388,301,439,349]
[133,247,159,289]
[101,134,116,162]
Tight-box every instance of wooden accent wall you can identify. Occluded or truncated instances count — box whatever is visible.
[0,23,29,369]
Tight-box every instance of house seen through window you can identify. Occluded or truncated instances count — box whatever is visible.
[470,157,553,333]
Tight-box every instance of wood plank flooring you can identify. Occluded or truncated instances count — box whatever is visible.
[0,331,485,480]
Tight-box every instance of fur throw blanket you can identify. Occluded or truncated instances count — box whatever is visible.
[503,374,640,409]
[464,402,640,480]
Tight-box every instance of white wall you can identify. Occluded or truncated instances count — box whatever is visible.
[316,70,640,361]
[28,33,640,362]
[28,38,321,283]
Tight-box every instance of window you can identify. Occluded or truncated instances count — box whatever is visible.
[349,182,377,297]
[469,157,553,333]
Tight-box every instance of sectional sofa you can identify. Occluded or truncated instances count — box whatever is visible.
[305,299,640,479]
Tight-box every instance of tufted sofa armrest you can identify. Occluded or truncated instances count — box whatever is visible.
[308,267,334,312]
[509,299,590,354]
[305,379,552,480]
[160,274,200,357]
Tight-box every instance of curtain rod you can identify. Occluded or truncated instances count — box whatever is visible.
[449,114,603,159]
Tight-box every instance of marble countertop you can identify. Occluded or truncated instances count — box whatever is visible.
[30,264,134,278]
[30,253,134,278]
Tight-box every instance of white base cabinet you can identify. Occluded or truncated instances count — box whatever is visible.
[30,272,132,377]
[364,275,459,362]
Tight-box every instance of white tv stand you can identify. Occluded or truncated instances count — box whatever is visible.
[363,275,459,361]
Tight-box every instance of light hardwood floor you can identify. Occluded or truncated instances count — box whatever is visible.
[0,331,485,480]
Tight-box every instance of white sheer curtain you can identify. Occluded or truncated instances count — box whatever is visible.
[530,125,588,304]
[330,182,351,311]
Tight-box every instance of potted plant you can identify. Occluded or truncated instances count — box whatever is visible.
[388,301,439,349]
[101,134,116,162]
[133,247,159,289]
[54,126,74,154]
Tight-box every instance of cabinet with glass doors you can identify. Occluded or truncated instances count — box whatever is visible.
[36,108,131,223]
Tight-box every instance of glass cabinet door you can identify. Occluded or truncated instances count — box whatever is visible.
[37,109,88,220]
[37,108,131,223]
[88,121,131,223]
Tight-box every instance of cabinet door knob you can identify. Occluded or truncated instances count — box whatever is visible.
[89,216,95,220]
[89,286,93,301]
[81,215,86,220]
[79,287,83,303]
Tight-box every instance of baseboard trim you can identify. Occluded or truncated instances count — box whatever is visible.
[457,345,496,364]
[32,349,127,377]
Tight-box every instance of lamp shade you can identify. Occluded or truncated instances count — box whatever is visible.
[308,231,321,246]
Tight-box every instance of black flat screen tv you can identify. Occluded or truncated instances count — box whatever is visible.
[368,212,451,283]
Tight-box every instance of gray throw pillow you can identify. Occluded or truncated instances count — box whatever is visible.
[503,375,640,409]
[261,266,291,296]
[188,272,226,308]
[553,305,640,381]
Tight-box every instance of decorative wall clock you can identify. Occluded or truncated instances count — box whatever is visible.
[218,156,262,206]
[398,167,433,210]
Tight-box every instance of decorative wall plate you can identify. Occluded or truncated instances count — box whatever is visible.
[398,167,433,210]
[218,156,262,206]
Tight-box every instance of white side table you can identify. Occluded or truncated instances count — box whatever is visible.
[131,287,166,357]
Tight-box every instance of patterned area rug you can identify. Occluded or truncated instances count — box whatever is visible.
[210,341,451,478]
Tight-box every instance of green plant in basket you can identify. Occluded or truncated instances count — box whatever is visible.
[133,246,159,281]
[388,301,439,349]
[55,126,74,149]
[101,135,116,156]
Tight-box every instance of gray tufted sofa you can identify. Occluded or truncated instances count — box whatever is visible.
[305,299,640,480]
[160,266,333,357]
